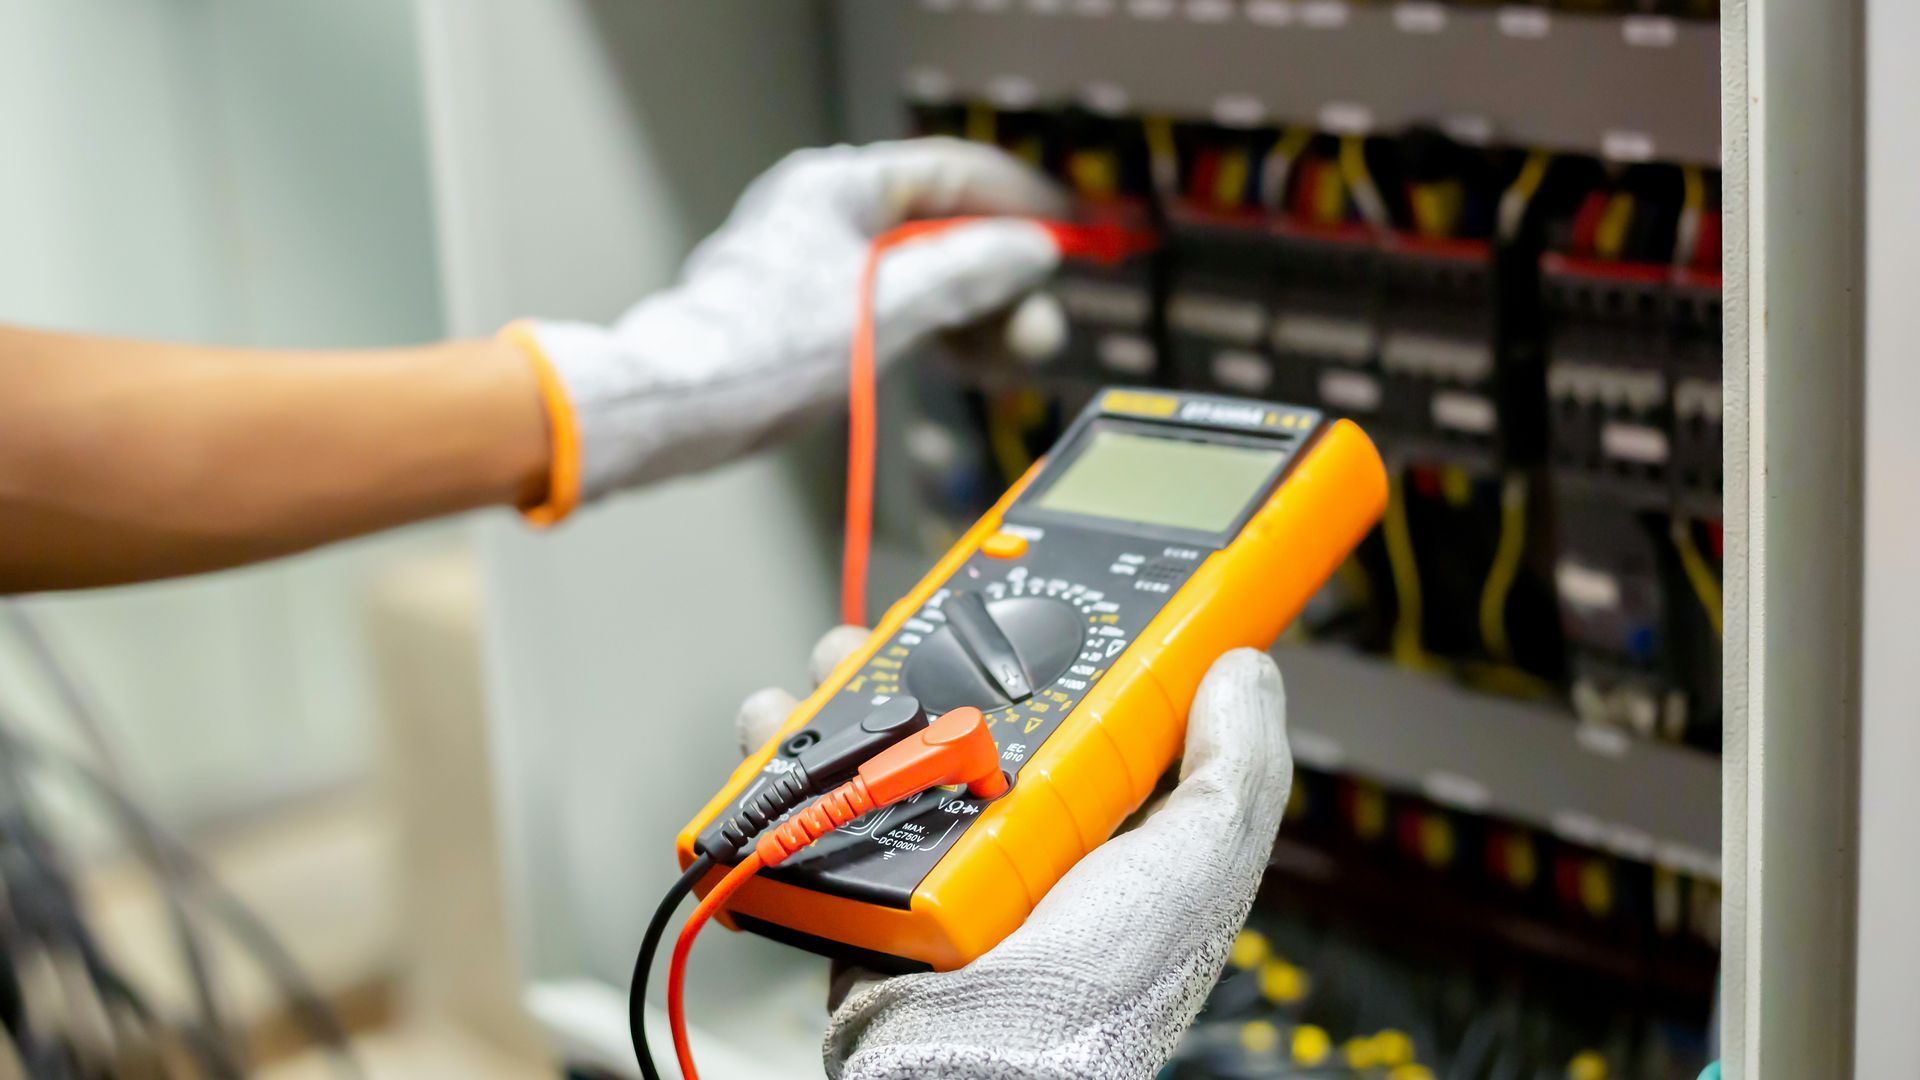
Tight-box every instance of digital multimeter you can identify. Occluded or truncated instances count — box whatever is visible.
[677,388,1386,972]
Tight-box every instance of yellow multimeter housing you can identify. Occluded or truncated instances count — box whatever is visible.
[678,388,1386,972]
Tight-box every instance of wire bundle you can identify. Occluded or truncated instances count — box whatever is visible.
[0,606,359,1080]
[1556,161,1720,270]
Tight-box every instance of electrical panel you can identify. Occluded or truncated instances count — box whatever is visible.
[842,2,1721,1075]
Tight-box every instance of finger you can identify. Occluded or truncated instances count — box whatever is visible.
[858,137,1071,223]
[1005,291,1071,366]
[738,627,873,759]
[809,625,873,688]
[873,219,1062,362]
[825,649,1290,1078]
[728,139,1066,239]
[1178,646,1291,794]
[736,687,800,758]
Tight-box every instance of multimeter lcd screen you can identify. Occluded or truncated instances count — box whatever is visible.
[1035,428,1286,534]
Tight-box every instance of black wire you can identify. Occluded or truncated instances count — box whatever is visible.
[0,746,228,1079]
[0,604,233,1067]
[165,847,359,1079]
[0,721,363,1079]
[632,855,712,1080]
[0,765,170,1077]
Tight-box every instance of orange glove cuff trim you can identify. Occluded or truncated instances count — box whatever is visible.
[501,320,581,527]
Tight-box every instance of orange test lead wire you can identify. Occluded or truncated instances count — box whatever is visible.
[665,708,1007,1079]
[840,218,1152,625]
[665,852,764,1080]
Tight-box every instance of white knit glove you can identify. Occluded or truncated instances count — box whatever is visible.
[737,631,1293,1080]
[523,138,1064,502]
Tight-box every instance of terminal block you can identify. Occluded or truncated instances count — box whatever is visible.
[1550,491,1675,739]
[1376,236,1503,467]
[1668,273,1723,515]
[1165,215,1279,401]
[1272,226,1380,428]
[1542,257,1673,508]
[1044,110,1167,389]
[1047,203,1164,387]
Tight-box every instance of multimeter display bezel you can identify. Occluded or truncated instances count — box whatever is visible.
[1006,417,1314,548]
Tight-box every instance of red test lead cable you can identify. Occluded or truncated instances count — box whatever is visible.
[666,706,1009,1080]
[840,217,1154,625]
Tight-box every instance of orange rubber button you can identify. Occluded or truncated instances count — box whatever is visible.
[982,532,1029,559]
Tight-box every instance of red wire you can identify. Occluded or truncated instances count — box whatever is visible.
[1693,211,1722,273]
[842,219,985,626]
[667,852,766,1080]
[1189,148,1222,208]
[840,218,1150,626]
[664,708,1008,1079]
[651,215,1154,1078]
[1570,190,1609,259]
[841,235,885,627]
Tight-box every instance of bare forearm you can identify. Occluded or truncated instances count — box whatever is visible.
[0,326,549,591]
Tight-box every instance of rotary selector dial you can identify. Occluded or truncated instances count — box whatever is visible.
[905,590,1084,714]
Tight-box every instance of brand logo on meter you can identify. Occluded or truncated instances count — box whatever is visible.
[1177,400,1271,428]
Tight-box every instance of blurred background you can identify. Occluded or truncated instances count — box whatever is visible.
[0,1,1903,1079]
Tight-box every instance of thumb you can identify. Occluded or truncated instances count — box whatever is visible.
[872,219,1062,362]
[736,626,875,757]
[847,651,1291,1070]
[1178,647,1293,810]
[736,688,800,758]
[809,625,873,688]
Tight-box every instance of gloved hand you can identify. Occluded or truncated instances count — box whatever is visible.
[512,138,1065,520]
[737,630,1293,1080]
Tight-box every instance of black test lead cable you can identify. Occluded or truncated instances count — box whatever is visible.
[633,854,712,1080]
[629,697,934,1076]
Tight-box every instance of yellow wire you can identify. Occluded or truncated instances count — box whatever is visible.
[1261,127,1314,211]
[1068,149,1120,201]
[965,103,997,145]
[1671,518,1724,637]
[1595,192,1636,261]
[1313,162,1349,226]
[1336,135,1391,229]
[1384,474,1434,670]
[986,393,1036,485]
[1479,471,1529,665]
[1435,180,1464,236]
[1214,147,1252,210]
[1336,136,1368,195]
[1143,115,1178,198]
[1410,181,1464,239]
[1680,165,1705,217]
[1676,164,1706,266]
[1497,150,1552,241]
[1409,183,1437,237]
[1336,555,1374,611]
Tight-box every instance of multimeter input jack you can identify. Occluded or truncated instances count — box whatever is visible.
[697,695,934,863]
[647,705,1009,1080]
